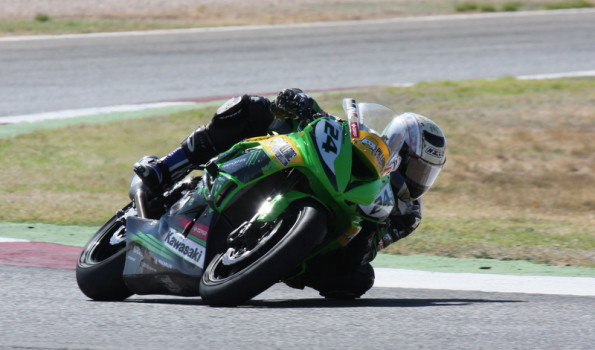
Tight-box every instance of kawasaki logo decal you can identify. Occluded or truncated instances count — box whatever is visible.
[164,229,206,267]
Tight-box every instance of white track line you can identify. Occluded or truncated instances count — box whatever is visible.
[374,268,595,297]
[517,70,595,80]
[1,9,594,42]
[0,237,29,242]
[0,102,197,124]
[3,69,594,125]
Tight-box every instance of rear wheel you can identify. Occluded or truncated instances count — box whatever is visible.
[76,204,134,301]
[199,199,327,306]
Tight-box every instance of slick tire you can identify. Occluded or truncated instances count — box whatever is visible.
[199,199,327,306]
[76,208,133,301]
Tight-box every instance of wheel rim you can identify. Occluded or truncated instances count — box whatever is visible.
[207,213,297,283]
[79,205,134,267]
[222,219,284,266]
[78,221,125,268]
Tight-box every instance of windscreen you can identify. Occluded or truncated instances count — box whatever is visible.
[357,103,398,135]
[356,103,401,171]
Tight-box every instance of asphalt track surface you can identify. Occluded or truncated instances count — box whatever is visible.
[1,9,595,117]
[1,266,594,350]
[1,10,595,349]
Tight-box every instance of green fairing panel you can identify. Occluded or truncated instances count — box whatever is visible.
[343,176,390,206]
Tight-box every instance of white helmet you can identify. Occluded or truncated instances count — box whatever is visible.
[382,112,446,201]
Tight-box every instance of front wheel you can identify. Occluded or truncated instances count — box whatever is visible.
[76,204,134,301]
[199,199,327,306]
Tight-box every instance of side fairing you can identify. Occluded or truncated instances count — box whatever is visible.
[211,118,386,221]
[358,181,395,220]
[210,136,303,211]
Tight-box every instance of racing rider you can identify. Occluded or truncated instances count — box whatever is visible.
[133,88,447,299]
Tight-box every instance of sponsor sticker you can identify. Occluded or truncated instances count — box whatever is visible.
[261,136,302,167]
[350,122,360,138]
[189,223,208,241]
[163,229,206,267]
[425,146,443,158]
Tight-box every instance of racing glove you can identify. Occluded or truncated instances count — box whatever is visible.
[376,201,422,251]
[270,88,328,122]
[376,214,421,251]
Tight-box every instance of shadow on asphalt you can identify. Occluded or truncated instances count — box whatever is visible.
[122,297,525,308]
[246,298,526,308]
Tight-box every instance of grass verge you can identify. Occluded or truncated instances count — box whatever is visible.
[1,77,593,267]
[455,1,593,12]
[0,18,208,36]
[544,1,594,9]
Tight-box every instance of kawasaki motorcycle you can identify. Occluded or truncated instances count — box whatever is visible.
[76,98,399,306]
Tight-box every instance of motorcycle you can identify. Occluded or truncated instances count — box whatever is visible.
[76,98,399,306]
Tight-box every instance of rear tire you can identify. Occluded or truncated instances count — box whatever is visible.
[76,205,133,301]
[199,199,327,306]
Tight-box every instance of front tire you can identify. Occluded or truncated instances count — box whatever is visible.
[199,199,327,306]
[76,205,133,301]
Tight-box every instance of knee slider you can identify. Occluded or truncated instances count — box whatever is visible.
[211,95,273,134]
[211,95,273,147]
[212,95,250,126]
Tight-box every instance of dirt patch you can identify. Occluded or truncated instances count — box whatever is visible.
[0,1,576,21]
[3,1,430,20]
[2,1,587,36]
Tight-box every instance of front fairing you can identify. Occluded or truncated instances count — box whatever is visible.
[298,117,393,220]
[206,117,394,225]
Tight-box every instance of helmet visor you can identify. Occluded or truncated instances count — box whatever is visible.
[402,156,443,200]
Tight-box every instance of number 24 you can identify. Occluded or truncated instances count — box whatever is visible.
[321,122,339,154]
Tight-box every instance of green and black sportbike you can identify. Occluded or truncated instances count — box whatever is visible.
[76,98,399,306]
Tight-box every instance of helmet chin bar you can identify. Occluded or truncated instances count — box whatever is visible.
[393,152,443,201]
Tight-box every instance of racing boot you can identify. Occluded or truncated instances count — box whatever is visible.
[284,220,378,299]
[285,257,375,299]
